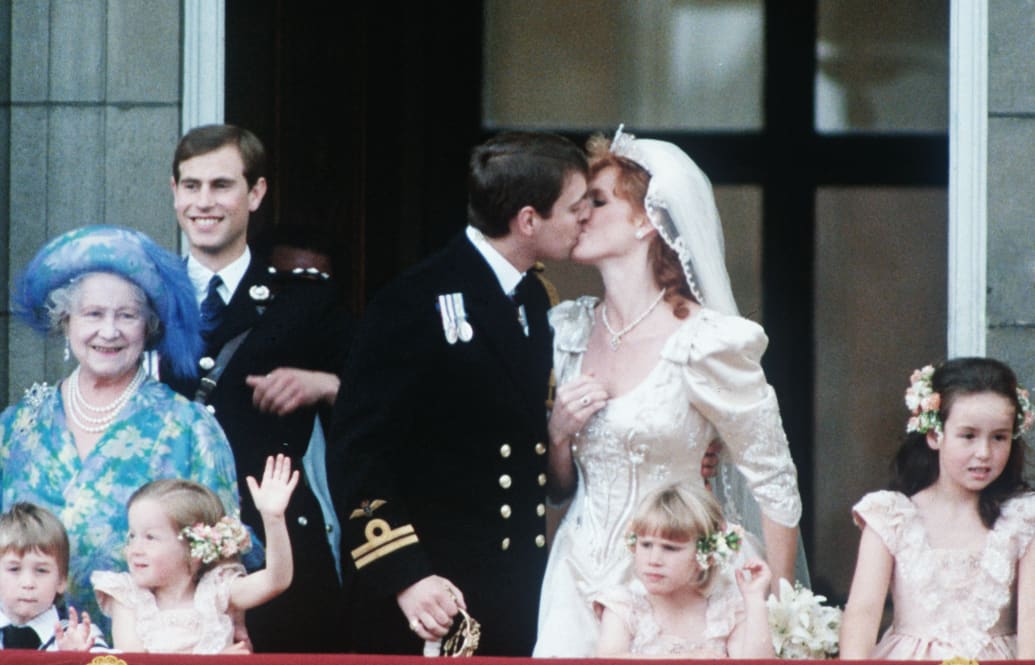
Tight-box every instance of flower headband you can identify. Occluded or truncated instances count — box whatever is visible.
[905,364,1035,438]
[625,525,743,571]
[695,525,743,571]
[180,515,251,564]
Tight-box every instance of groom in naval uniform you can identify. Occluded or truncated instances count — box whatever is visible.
[162,124,352,652]
[330,132,589,656]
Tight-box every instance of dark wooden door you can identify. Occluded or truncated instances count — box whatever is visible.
[226,1,484,312]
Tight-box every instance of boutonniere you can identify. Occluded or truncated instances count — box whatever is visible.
[249,285,271,302]
[436,293,473,345]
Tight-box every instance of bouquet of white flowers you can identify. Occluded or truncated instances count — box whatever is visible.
[767,579,842,658]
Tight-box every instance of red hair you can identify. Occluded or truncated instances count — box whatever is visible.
[586,135,695,318]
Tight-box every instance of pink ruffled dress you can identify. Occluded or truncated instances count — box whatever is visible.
[853,490,1035,660]
[592,574,744,658]
[92,562,245,654]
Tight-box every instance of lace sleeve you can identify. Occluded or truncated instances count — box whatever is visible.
[997,492,1035,557]
[666,310,801,527]
[197,562,247,613]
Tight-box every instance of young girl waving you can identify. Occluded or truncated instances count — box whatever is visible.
[841,358,1035,659]
[91,454,298,653]
[594,482,774,659]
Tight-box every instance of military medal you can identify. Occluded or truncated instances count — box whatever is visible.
[516,304,528,336]
[437,294,459,345]
[452,293,474,342]
[438,293,473,344]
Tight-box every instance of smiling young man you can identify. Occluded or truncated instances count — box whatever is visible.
[330,131,589,656]
[164,124,352,652]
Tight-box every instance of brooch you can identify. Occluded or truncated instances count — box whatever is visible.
[249,285,271,302]
[436,293,473,345]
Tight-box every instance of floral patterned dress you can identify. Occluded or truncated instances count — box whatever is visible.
[533,297,801,657]
[854,490,1035,659]
[0,378,240,636]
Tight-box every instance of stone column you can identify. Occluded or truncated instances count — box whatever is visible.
[988,1,1035,389]
[3,0,182,402]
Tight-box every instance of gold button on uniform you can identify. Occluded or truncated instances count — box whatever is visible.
[500,504,512,519]
[537,473,547,486]
[499,474,512,489]
[535,442,546,455]
[500,444,512,458]
[501,537,511,551]
[536,503,546,517]
[535,534,546,548]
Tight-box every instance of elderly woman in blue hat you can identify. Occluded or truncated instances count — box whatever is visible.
[0,225,241,637]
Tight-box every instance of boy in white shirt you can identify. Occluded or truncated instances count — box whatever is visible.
[0,503,105,650]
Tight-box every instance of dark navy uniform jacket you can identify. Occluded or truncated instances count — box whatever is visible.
[329,233,553,656]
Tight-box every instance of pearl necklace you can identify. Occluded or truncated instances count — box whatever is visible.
[67,365,146,433]
[601,289,667,351]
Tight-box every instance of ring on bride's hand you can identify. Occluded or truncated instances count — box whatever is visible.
[410,619,421,631]
[579,395,590,407]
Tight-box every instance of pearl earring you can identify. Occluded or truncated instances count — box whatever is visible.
[63,338,71,362]
[634,228,647,240]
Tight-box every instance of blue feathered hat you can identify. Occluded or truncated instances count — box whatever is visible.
[13,225,202,382]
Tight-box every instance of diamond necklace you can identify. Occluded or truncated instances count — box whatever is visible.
[67,364,146,433]
[601,289,666,351]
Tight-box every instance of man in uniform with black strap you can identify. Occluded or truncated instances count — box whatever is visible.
[163,124,351,653]
[329,132,589,656]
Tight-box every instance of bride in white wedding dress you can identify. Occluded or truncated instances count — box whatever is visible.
[533,128,804,657]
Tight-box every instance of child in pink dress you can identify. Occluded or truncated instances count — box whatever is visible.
[92,454,298,653]
[841,358,1035,659]
[594,482,773,658]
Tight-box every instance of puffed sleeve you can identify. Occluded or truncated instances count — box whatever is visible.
[548,297,596,387]
[91,571,141,617]
[851,490,912,553]
[592,584,642,632]
[664,310,801,526]
[193,563,246,653]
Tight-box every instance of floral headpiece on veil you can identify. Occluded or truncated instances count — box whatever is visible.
[609,125,739,316]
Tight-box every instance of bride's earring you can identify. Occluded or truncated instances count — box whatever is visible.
[634,227,647,240]
[63,338,70,363]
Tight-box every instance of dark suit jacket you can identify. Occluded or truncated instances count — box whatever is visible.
[329,233,553,656]
[163,256,353,653]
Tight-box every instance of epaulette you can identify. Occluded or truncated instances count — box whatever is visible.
[266,265,331,281]
[530,262,559,307]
